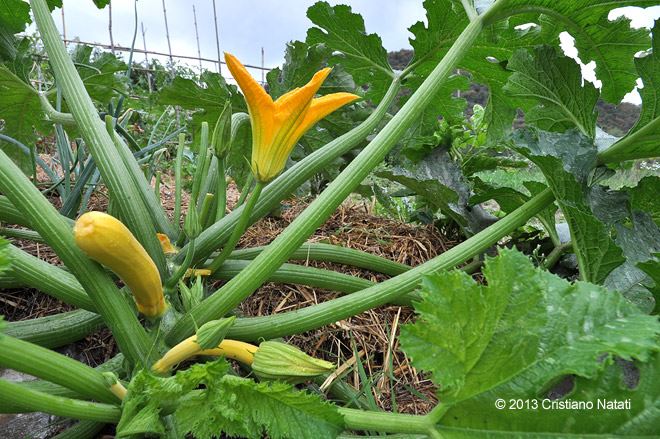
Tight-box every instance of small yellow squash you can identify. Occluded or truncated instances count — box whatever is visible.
[74,211,167,317]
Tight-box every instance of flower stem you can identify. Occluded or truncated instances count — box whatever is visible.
[207,181,264,273]
[174,133,185,231]
[174,79,401,266]
[166,239,196,289]
[215,157,228,221]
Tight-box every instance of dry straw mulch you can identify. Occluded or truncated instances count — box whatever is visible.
[2,175,463,414]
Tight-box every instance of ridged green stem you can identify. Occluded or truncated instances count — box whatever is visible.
[0,148,153,367]
[215,157,227,221]
[198,193,215,230]
[0,226,44,242]
[166,239,196,289]
[106,115,175,244]
[0,379,120,422]
[175,79,402,265]
[52,420,106,439]
[236,173,254,207]
[1,355,124,414]
[31,0,167,275]
[174,133,186,232]
[0,334,119,403]
[207,181,264,273]
[167,11,495,343]
[4,309,104,349]
[230,242,409,276]
[191,123,210,204]
[39,92,76,126]
[6,244,96,311]
[339,407,433,435]
[225,190,555,341]
[213,259,375,295]
[597,115,660,164]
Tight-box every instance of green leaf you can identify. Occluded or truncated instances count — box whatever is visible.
[504,45,598,138]
[118,359,343,439]
[638,254,660,313]
[632,21,659,134]
[69,45,128,104]
[0,0,31,34]
[306,1,393,103]
[630,176,660,227]
[409,0,543,142]
[603,211,660,313]
[378,148,496,233]
[499,1,653,103]
[0,65,46,171]
[514,128,625,284]
[601,20,660,163]
[92,0,110,8]
[158,70,243,133]
[401,248,660,434]
[0,237,10,276]
[266,40,356,100]
[177,375,344,439]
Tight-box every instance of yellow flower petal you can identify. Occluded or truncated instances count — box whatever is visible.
[285,92,361,152]
[225,52,360,182]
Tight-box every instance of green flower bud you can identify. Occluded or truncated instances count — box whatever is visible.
[212,101,232,158]
[252,341,335,383]
[196,316,236,350]
[184,205,201,239]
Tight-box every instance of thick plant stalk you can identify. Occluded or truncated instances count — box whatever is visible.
[225,190,555,341]
[167,9,501,343]
[0,226,44,243]
[215,157,228,221]
[6,244,96,311]
[0,334,119,403]
[597,115,660,164]
[52,420,106,439]
[30,0,167,276]
[191,123,210,204]
[339,407,434,435]
[213,259,375,295]
[230,242,409,276]
[174,133,185,231]
[1,356,124,414]
[0,149,154,367]
[106,115,175,238]
[0,380,120,422]
[175,79,402,265]
[4,309,103,349]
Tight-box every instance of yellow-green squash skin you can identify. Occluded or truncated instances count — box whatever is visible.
[74,211,167,317]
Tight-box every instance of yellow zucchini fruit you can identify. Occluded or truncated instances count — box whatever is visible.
[152,336,258,374]
[74,211,167,317]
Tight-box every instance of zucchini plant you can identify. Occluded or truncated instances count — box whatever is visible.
[0,0,659,437]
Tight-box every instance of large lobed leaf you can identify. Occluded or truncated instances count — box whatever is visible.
[514,129,624,285]
[401,248,660,435]
[0,65,47,171]
[306,1,393,103]
[504,45,599,138]
[498,0,653,104]
[117,359,343,439]
[408,0,653,142]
